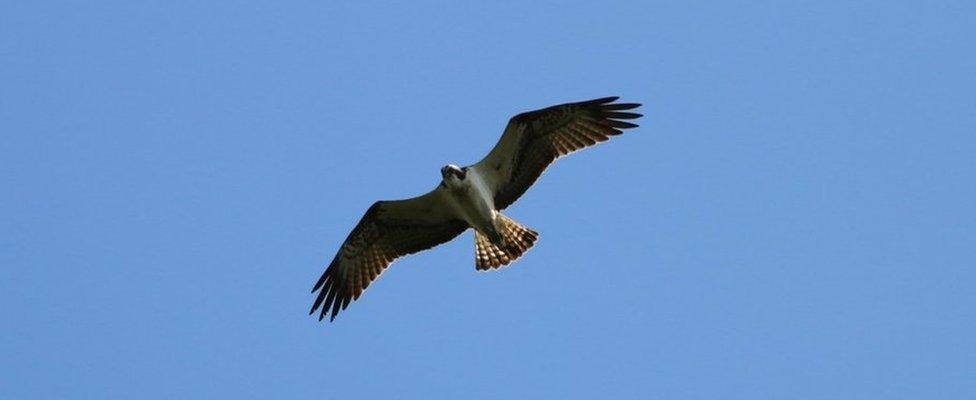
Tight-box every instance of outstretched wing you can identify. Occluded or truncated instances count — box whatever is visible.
[310,188,468,322]
[471,96,642,210]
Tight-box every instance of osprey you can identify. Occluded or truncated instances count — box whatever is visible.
[310,96,642,321]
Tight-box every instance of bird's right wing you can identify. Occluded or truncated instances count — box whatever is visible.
[310,187,467,322]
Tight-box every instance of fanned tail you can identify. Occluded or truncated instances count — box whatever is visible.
[474,214,539,270]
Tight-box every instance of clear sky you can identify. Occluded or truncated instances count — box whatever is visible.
[2,1,974,399]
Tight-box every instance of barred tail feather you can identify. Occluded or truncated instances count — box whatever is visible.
[474,214,539,270]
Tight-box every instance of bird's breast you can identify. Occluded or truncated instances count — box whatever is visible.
[447,172,496,233]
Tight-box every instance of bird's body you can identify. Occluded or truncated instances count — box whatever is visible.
[441,165,500,243]
[310,96,643,322]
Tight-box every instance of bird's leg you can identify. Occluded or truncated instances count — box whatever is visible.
[485,227,505,247]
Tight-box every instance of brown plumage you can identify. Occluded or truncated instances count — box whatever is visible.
[310,96,642,323]
[474,96,641,210]
[310,194,466,321]
[474,214,539,270]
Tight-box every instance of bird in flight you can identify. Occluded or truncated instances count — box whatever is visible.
[310,96,642,322]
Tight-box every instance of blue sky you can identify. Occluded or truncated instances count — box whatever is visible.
[2,1,974,398]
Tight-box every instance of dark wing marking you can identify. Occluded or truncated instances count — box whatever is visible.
[471,96,642,210]
[309,188,468,322]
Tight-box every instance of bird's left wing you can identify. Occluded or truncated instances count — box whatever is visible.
[470,96,642,210]
[310,188,467,322]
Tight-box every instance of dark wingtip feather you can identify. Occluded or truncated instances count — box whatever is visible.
[583,96,619,105]
[317,295,329,320]
[311,272,327,292]
[603,112,642,119]
[330,296,342,321]
[602,102,641,111]
[606,120,640,129]
[309,298,321,315]
[595,99,642,130]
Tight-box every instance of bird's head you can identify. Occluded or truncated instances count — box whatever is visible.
[440,164,466,186]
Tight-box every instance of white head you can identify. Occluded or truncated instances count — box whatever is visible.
[440,164,467,188]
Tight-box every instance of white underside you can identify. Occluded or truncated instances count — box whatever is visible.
[442,168,498,236]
